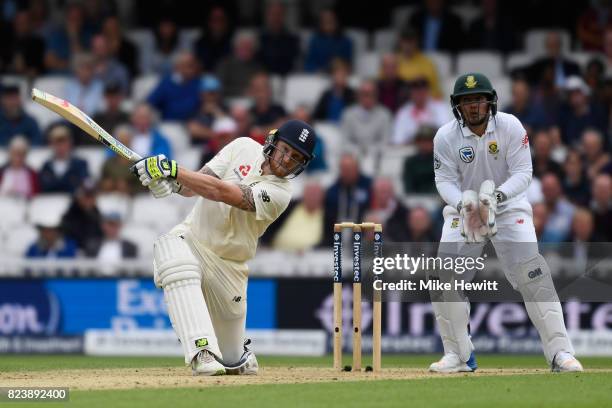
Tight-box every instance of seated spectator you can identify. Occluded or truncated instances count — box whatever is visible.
[148,51,201,121]
[407,0,465,53]
[313,58,355,122]
[377,53,410,114]
[61,178,103,254]
[304,8,353,73]
[231,104,254,139]
[402,125,437,193]
[576,3,612,51]
[0,136,39,199]
[581,129,610,180]
[257,1,300,76]
[248,72,287,130]
[44,2,93,73]
[151,17,181,75]
[101,15,139,77]
[590,174,612,242]
[559,77,608,147]
[466,0,516,54]
[395,28,442,98]
[91,34,130,92]
[0,84,41,146]
[39,125,89,193]
[100,125,146,195]
[570,207,603,243]
[532,202,548,241]
[129,103,172,159]
[541,172,575,243]
[562,150,590,207]
[1,9,45,77]
[606,29,612,77]
[91,82,130,143]
[216,31,262,98]
[88,211,137,261]
[291,105,327,172]
[390,206,437,243]
[200,117,239,167]
[341,79,392,156]
[392,77,450,145]
[584,58,606,103]
[369,177,408,239]
[65,53,104,116]
[323,153,372,245]
[267,181,325,251]
[195,6,233,71]
[503,78,549,134]
[26,212,78,258]
[532,130,564,179]
[187,75,227,146]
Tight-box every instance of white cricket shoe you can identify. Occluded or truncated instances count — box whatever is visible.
[429,352,478,373]
[552,352,583,373]
[191,350,226,376]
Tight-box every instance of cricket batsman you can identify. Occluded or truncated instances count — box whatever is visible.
[131,120,315,375]
[429,73,583,373]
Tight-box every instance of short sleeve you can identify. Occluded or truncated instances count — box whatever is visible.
[205,140,237,178]
[250,180,291,222]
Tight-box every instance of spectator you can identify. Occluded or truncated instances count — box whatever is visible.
[581,129,610,180]
[566,209,603,271]
[28,0,53,37]
[323,153,372,244]
[129,103,172,159]
[341,79,392,156]
[195,6,233,71]
[562,150,590,207]
[541,172,575,243]
[230,103,254,139]
[92,82,130,143]
[312,58,355,122]
[187,75,227,146]
[216,31,262,98]
[267,181,325,251]
[101,15,138,77]
[258,1,300,76]
[407,0,465,53]
[392,206,438,243]
[590,174,612,241]
[100,125,146,195]
[248,72,287,130]
[605,29,612,77]
[392,77,450,145]
[0,10,45,77]
[65,53,104,116]
[377,53,410,114]
[0,84,41,146]
[559,76,608,147]
[584,58,606,103]
[532,202,548,241]
[91,34,130,92]
[291,105,327,173]
[369,177,409,240]
[402,125,437,193]
[61,178,103,254]
[39,125,89,194]
[466,0,516,54]
[304,8,353,72]
[88,211,138,261]
[200,116,239,167]
[532,130,564,179]
[44,2,93,73]
[151,17,181,74]
[0,136,39,199]
[503,78,549,134]
[148,51,201,121]
[26,212,78,258]
[395,28,442,99]
[576,2,612,51]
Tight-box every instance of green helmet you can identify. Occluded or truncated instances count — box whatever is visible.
[450,72,498,121]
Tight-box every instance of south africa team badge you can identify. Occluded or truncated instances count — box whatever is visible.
[488,141,499,159]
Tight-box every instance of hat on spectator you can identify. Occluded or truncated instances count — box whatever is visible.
[200,75,221,93]
[48,125,72,142]
[213,117,237,134]
[76,178,97,196]
[101,211,122,223]
[564,76,590,95]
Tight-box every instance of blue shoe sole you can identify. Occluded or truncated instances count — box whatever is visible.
[466,352,478,371]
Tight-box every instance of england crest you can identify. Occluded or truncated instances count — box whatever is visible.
[459,146,475,163]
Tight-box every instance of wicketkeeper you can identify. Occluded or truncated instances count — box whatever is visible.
[132,120,315,375]
[429,73,582,373]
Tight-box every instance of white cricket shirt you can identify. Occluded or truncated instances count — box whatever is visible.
[433,112,532,210]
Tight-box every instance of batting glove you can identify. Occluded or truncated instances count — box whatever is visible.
[131,154,178,187]
[149,179,182,199]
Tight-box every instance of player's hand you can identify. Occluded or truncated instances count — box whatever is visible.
[131,154,178,187]
[478,180,497,237]
[149,179,182,199]
[460,190,485,243]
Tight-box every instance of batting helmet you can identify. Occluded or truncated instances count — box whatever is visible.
[263,119,316,177]
[450,72,498,122]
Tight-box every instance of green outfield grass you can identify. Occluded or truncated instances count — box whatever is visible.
[2,355,612,408]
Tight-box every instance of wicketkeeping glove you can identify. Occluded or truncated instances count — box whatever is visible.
[460,190,486,243]
[131,154,178,187]
[478,179,498,237]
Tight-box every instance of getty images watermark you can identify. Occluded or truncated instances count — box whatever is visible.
[372,254,500,292]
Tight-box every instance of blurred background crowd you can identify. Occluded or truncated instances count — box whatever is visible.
[0,0,611,270]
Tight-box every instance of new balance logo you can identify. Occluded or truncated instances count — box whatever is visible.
[195,338,209,348]
[233,296,242,302]
[260,190,271,203]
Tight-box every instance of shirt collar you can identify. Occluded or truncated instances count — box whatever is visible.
[460,115,496,138]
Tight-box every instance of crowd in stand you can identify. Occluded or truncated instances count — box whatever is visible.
[0,0,611,262]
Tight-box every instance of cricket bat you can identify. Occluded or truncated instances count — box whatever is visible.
[31,88,142,162]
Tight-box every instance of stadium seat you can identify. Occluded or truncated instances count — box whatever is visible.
[373,29,397,53]
[345,28,369,61]
[130,195,182,230]
[179,148,202,170]
[492,76,512,110]
[125,29,156,74]
[25,147,53,171]
[570,52,604,70]
[23,100,62,133]
[392,5,417,29]
[426,51,453,78]
[178,28,202,51]
[505,52,536,74]
[402,193,443,213]
[4,223,38,256]
[132,74,160,102]
[450,5,482,29]
[355,52,381,78]
[313,121,342,165]
[74,147,107,180]
[0,148,6,164]
[158,122,190,158]
[270,74,285,105]
[27,194,71,225]
[96,193,131,220]
[120,223,157,258]
[284,74,329,112]
[456,52,503,78]
[524,29,571,56]
[0,196,27,228]
[32,76,69,99]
